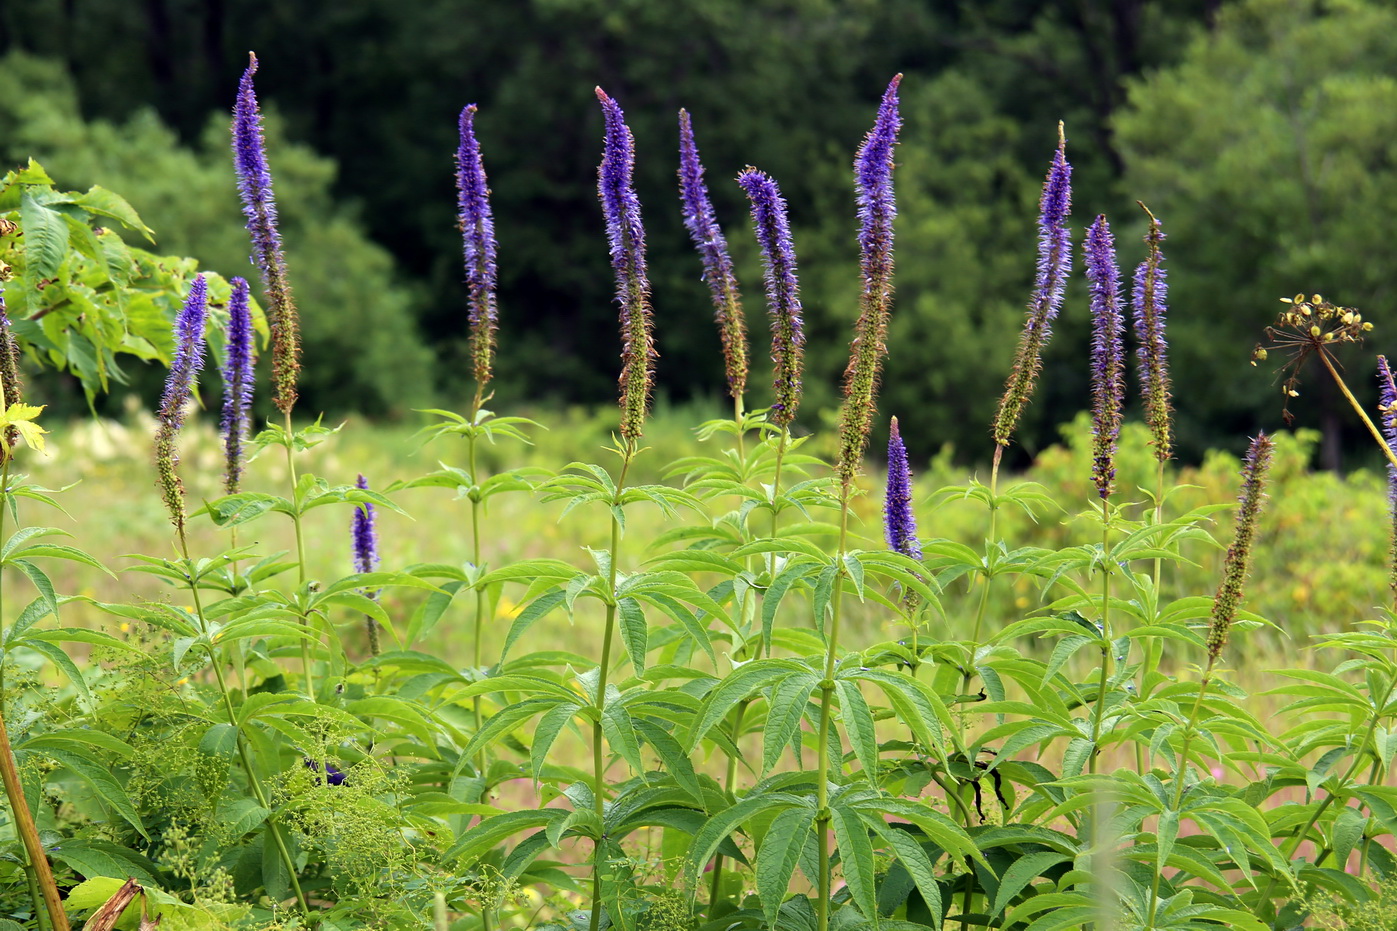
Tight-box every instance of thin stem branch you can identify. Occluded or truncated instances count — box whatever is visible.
[282,410,313,699]
[1088,500,1113,774]
[814,485,852,931]
[1320,353,1397,469]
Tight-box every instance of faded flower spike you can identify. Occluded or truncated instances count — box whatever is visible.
[1133,204,1172,461]
[993,122,1072,448]
[457,104,498,394]
[1206,432,1274,661]
[737,168,803,428]
[0,282,24,450]
[884,417,921,560]
[837,74,902,486]
[156,275,209,535]
[596,87,655,441]
[221,277,255,495]
[1378,357,1397,596]
[233,52,299,415]
[679,109,748,401]
[1085,215,1124,499]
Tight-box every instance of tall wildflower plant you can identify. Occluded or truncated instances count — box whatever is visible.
[678,110,748,419]
[0,284,67,931]
[1147,433,1273,930]
[457,104,497,406]
[588,86,653,931]
[232,52,298,416]
[220,276,255,496]
[1083,215,1124,772]
[992,123,1072,459]
[1133,205,1172,464]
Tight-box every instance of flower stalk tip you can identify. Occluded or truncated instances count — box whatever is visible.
[993,122,1072,448]
[837,74,902,485]
[233,51,299,416]
[737,167,803,428]
[457,104,498,395]
[1085,214,1124,499]
[679,109,748,401]
[596,87,655,441]
[1206,432,1274,661]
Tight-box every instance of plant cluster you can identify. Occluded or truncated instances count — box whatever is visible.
[0,56,1395,931]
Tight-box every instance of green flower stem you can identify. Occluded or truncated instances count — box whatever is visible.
[1088,500,1113,775]
[589,441,635,931]
[707,699,748,916]
[177,528,310,918]
[734,394,746,463]
[964,444,1003,695]
[469,403,486,775]
[283,410,314,700]
[1140,459,1166,775]
[814,488,852,931]
[1319,352,1397,470]
[0,456,70,931]
[762,426,790,660]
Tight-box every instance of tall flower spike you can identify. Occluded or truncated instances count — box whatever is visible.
[1085,215,1125,499]
[1205,433,1274,661]
[155,275,209,535]
[233,52,299,415]
[679,109,748,401]
[0,283,23,450]
[457,104,498,393]
[1377,357,1397,597]
[884,417,921,560]
[993,122,1072,447]
[596,88,655,441]
[837,74,902,484]
[737,168,803,428]
[221,277,255,494]
[1133,204,1172,462]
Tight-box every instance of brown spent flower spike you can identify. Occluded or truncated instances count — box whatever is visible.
[1206,432,1274,661]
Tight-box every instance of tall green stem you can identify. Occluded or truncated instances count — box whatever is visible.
[964,445,1003,696]
[282,410,313,699]
[814,488,852,931]
[0,456,69,931]
[760,426,790,660]
[177,525,310,917]
[1320,353,1397,470]
[589,443,635,931]
[468,398,487,775]
[1088,500,1113,774]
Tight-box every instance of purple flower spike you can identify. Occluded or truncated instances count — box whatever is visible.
[1377,357,1397,596]
[679,109,748,401]
[737,167,803,428]
[352,473,382,655]
[1085,215,1124,499]
[993,123,1073,448]
[596,87,656,441]
[233,52,299,416]
[221,277,255,495]
[457,104,498,393]
[352,474,380,575]
[1133,205,1172,462]
[884,417,921,560]
[838,74,903,485]
[156,275,209,534]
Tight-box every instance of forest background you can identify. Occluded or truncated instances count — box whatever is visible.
[1,0,1392,473]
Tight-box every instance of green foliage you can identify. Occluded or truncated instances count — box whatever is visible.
[0,52,433,417]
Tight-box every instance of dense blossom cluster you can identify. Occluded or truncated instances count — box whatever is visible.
[457,104,498,392]
[737,168,804,428]
[1085,215,1124,499]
